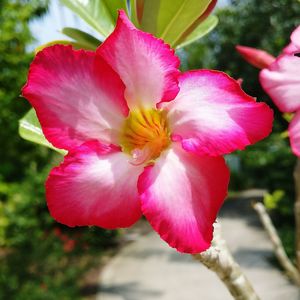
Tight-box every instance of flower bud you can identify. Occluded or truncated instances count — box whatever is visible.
[236,45,275,69]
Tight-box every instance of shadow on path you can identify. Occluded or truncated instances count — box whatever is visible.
[95,190,300,300]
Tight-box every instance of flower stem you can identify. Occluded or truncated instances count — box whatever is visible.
[193,223,260,300]
[293,158,300,271]
[253,202,300,286]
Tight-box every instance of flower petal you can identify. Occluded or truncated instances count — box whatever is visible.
[138,144,230,253]
[22,45,128,150]
[165,70,273,156]
[291,26,300,49]
[283,26,300,54]
[46,141,143,228]
[97,10,180,109]
[289,111,300,157]
[260,54,300,113]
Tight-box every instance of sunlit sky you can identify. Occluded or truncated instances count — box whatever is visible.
[29,0,229,50]
[29,0,101,50]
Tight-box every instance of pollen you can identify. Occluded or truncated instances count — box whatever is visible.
[120,109,170,165]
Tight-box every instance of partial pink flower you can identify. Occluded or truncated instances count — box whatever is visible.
[237,25,300,156]
[236,45,275,69]
[22,11,273,253]
[260,26,300,112]
[258,26,300,156]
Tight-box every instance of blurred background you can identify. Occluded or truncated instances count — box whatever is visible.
[0,0,299,299]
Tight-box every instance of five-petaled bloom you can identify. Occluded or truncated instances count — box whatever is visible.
[22,11,273,253]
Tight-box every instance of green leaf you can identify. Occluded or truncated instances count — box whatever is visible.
[139,0,161,35]
[34,40,80,54]
[280,130,289,139]
[175,15,218,49]
[34,40,101,54]
[283,112,293,123]
[19,109,67,155]
[129,0,140,27]
[104,0,128,22]
[60,0,128,37]
[139,0,212,47]
[62,27,101,50]
[263,190,285,210]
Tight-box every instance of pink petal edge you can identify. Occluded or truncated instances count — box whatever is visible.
[165,70,273,156]
[46,140,143,229]
[283,25,300,54]
[97,10,180,109]
[22,45,128,150]
[138,144,230,253]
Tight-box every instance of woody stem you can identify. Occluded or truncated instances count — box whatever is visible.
[293,158,300,271]
[193,222,260,300]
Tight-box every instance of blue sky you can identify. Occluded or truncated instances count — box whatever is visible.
[29,0,228,49]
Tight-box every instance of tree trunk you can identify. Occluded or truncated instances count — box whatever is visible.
[253,202,300,285]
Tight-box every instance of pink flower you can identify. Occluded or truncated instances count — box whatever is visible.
[259,26,300,156]
[22,11,273,253]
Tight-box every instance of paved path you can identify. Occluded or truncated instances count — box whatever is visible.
[96,194,300,300]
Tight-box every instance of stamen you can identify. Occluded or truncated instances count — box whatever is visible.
[129,144,153,166]
[120,108,170,165]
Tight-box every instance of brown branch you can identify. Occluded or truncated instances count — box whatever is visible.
[293,158,300,271]
[193,223,261,300]
[253,202,300,286]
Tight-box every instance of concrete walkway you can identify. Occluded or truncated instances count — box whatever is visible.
[96,193,300,300]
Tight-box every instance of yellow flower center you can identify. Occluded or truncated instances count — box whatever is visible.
[120,109,170,165]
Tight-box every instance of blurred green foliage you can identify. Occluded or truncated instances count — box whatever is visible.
[0,0,51,182]
[264,190,285,211]
[180,0,300,217]
[0,161,117,299]
[0,1,117,298]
